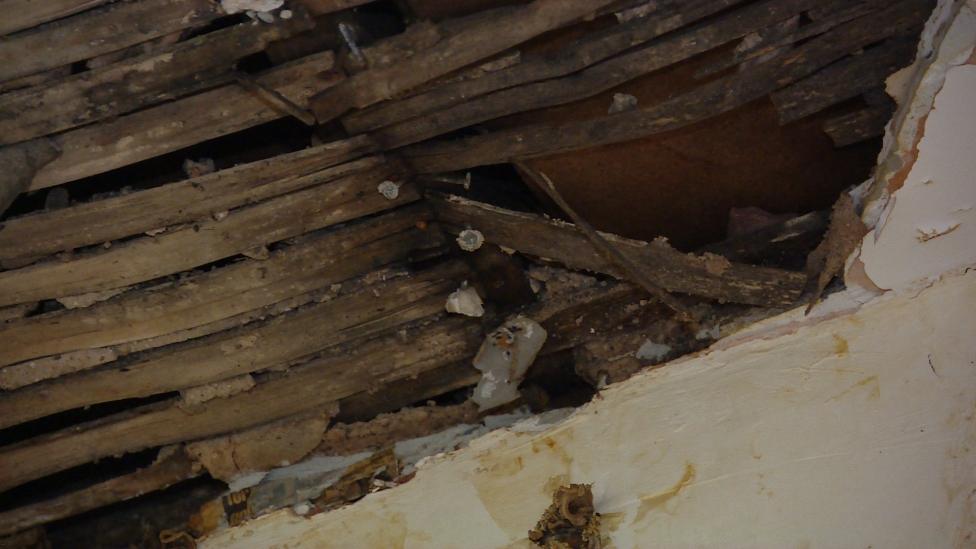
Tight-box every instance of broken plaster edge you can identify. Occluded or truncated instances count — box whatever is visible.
[847,1,976,295]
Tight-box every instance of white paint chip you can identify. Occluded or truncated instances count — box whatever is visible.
[445,284,484,317]
[220,0,284,14]
[636,339,672,362]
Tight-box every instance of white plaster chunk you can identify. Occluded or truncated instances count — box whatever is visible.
[471,317,547,411]
[608,93,638,114]
[220,0,284,14]
[377,180,401,200]
[456,229,485,252]
[635,339,672,362]
[181,374,256,406]
[445,283,484,317]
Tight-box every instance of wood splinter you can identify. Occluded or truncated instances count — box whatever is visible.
[235,71,317,127]
[515,162,698,323]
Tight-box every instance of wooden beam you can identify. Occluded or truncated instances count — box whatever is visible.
[402,0,933,173]
[341,0,749,134]
[771,37,917,124]
[376,0,817,150]
[29,50,341,191]
[431,194,807,306]
[0,0,221,83]
[0,448,197,537]
[0,167,415,307]
[0,206,438,367]
[0,139,59,216]
[0,0,109,37]
[0,316,483,492]
[308,0,618,123]
[0,262,465,428]
[0,13,315,146]
[0,138,379,269]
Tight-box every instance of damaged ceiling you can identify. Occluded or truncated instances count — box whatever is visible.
[0,0,936,546]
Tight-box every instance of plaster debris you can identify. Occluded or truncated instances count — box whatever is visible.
[56,287,129,309]
[219,0,283,14]
[279,9,293,19]
[186,410,334,484]
[445,283,484,317]
[616,1,656,23]
[212,210,229,222]
[0,349,118,390]
[508,408,574,433]
[182,157,215,178]
[242,245,270,260]
[456,229,485,252]
[255,10,275,23]
[376,180,401,200]
[180,375,256,407]
[529,483,601,548]
[608,92,638,114]
[636,339,672,362]
[317,402,479,456]
[700,252,732,276]
[695,324,721,341]
[472,316,548,410]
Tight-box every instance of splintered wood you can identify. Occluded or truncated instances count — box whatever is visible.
[805,193,868,312]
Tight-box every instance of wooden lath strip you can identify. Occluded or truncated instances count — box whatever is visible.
[0,138,379,268]
[28,50,341,191]
[772,37,918,124]
[0,0,110,37]
[0,262,467,429]
[0,447,197,537]
[0,316,484,493]
[0,167,416,307]
[0,0,222,83]
[0,11,315,146]
[0,206,439,367]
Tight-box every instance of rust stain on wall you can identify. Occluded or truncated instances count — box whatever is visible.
[827,375,881,402]
[633,462,697,523]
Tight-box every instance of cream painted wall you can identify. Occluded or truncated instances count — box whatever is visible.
[202,3,976,547]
